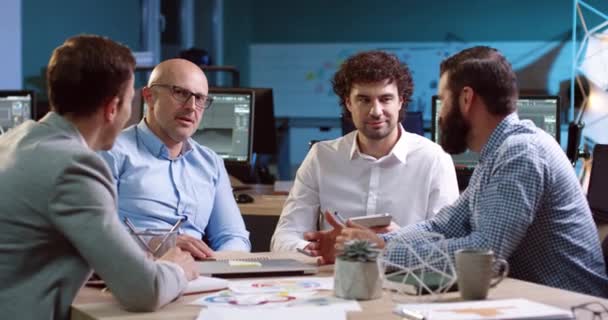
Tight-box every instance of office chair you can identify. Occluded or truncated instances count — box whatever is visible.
[587,144,608,272]
[588,144,608,223]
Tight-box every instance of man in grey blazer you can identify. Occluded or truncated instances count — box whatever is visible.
[0,35,198,319]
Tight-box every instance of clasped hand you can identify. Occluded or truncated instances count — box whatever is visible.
[302,211,387,265]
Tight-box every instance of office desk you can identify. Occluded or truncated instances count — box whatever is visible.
[72,252,606,320]
[238,194,286,217]
[235,185,287,252]
[234,184,286,217]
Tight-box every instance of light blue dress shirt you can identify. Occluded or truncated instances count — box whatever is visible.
[100,120,250,252]
[382,113,608,297]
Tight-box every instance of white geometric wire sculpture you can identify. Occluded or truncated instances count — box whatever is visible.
[571,0,608,149]
[572,0,608,94]
[378,232,456,301]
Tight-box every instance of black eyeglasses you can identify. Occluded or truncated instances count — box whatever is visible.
[149,84,213,110]
[572,302,608,319]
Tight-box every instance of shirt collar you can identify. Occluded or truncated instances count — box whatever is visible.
[136,119,193,160]
[479,112,519,163]
[348,124,408,164]
[40,112,89,148]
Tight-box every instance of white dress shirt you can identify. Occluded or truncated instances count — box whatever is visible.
[271,125,460,252]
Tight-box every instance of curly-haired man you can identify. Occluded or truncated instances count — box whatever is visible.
[271,50,458,264]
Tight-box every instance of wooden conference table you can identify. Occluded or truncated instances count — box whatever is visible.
[71,252,607,320]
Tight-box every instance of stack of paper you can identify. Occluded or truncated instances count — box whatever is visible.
[198,307,347,320]
[395,298,572,320]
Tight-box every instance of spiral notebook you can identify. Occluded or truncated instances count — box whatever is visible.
[196,256,318,278]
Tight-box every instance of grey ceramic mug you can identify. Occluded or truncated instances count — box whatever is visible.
[455,248,509,300]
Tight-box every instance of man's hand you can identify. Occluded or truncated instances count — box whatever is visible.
[335,220,386,253]
[176,234,214,260]
[303,211,344,265]
[370,221,400,234]
[158,247,198,281]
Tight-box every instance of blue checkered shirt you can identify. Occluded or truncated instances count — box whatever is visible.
[383,113,608,297]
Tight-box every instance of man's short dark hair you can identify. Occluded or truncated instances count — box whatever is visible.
[47,34,136,117]
[332,50,413,120]
[440,46,518,116]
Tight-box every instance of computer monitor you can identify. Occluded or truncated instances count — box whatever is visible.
[431,95,561,167]
[0,90,35,133]
[517,96,560,142]
[200,87,277,159]
[193,88,254,164]
[431,95,560,190]
[249,88,277,155]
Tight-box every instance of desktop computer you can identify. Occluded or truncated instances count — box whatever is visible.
[202,87,278,184]
[0,90,36,134]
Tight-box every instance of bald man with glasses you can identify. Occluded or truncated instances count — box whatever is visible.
[100,59,251,259]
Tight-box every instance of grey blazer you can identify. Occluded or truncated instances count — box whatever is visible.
[0,112,186,320]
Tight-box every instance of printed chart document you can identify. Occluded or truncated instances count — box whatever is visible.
[395,298,573,320]
[190,276,358,315]
[228,276,334,294]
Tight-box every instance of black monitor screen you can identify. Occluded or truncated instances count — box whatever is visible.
[431,95,560,168]
[0,90,35,133]
[192,88,254,163]
[250,88,277,155]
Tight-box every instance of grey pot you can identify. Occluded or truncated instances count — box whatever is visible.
[334,258,382,300]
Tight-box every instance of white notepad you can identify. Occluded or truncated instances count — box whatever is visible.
[185,276,229,295]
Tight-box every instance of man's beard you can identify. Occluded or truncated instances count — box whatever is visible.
[438,100,470,155]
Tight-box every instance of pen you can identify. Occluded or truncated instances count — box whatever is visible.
[393,306,425,320]
[297,247,315,257]
[333,211,347,225]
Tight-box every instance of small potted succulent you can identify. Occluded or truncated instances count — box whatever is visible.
[334,239,383,300]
